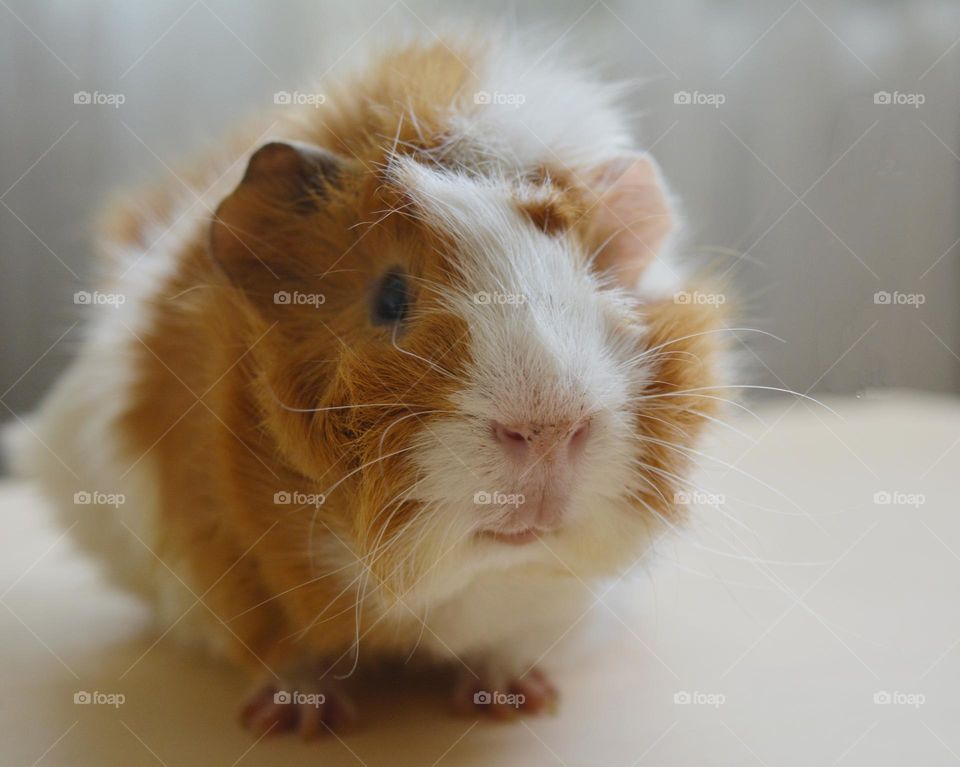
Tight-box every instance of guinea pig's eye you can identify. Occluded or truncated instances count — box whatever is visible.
[371,269,410,325]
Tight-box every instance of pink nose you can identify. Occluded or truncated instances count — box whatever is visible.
[491,418,591,463]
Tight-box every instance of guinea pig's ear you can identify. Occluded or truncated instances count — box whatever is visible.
[583,153,675,291]
[210,140,342,295]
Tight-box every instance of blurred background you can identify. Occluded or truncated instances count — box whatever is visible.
[3,5,960,762]
[2,0,959,425]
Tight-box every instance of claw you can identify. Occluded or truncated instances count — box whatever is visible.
[453,666,559,719]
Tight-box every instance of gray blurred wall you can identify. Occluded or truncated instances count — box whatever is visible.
[2,0,959,421]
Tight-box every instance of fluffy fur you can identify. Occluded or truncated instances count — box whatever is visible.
[8,36,725,721]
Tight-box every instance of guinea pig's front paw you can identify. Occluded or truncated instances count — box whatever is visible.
[452,666,558,719]
[239,677,356,739]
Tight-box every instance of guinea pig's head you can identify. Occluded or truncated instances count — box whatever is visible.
[211,140,725,608]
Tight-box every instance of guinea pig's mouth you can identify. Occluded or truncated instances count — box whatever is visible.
[474,485,570,545]
[477,521,559,546]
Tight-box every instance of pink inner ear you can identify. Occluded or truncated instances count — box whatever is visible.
[587,155,674,290]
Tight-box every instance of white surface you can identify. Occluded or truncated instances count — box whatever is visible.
[1,390,959,766]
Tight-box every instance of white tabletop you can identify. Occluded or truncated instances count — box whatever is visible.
[2,390,959,766]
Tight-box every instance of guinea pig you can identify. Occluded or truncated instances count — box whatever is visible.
[8,35,726,736]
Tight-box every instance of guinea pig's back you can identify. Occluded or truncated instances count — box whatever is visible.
[297,35,635,185]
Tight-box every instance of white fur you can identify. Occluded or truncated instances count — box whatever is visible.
[415,568,594,678]
[393,161,641,495]
[373,159,658,672]
[453,48,632,171]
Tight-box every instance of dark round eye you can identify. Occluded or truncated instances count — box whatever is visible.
[372,269,410,324]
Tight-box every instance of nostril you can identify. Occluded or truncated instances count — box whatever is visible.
[568,419,591,454]
[492,418,591,461]
[492,421,529,447]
